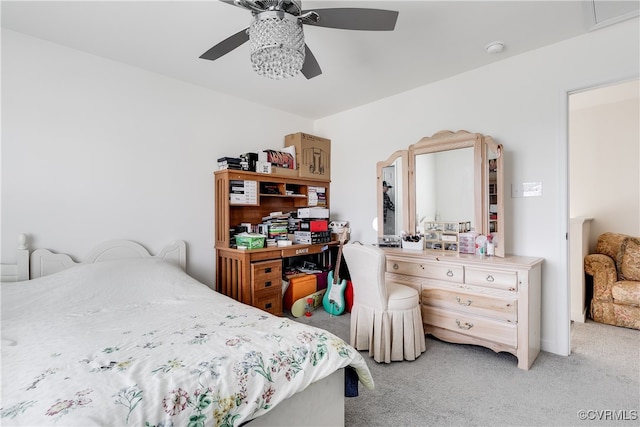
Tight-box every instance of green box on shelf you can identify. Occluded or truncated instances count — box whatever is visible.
[235,233,266,249]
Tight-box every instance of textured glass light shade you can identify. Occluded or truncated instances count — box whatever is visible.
[249,11,305,79]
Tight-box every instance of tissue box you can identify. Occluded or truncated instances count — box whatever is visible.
[235,233,266,249]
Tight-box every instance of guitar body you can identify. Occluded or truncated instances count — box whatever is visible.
[323,270,347,316]
[323,228,349,316]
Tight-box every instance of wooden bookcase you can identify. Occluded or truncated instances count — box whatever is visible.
[214,170,334,315]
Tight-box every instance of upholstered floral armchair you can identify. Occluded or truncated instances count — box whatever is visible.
[584,232,640,330]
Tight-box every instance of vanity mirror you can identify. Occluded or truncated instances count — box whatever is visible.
[484,137,504,257]
[377,130,504,256]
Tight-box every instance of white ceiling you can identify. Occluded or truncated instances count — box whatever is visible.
[1,1,636,119]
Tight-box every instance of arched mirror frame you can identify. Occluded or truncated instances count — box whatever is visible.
[408,130,484,239]
[376,130,505,257]
[376,150,409,239]
[404,130,505,257]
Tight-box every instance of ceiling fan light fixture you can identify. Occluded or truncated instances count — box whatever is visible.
[249,11,305,79]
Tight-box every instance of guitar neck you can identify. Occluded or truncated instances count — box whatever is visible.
[332,231,347,285]
[333,246,343,285]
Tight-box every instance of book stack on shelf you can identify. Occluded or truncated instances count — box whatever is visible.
[308,186,327,206]
[288,216,302,234]
[229,180,257,205]
[261,211,291,242]
[217,157,248,171]
[260,182,280,194]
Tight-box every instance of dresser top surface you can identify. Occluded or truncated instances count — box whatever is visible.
[381,248,543,269]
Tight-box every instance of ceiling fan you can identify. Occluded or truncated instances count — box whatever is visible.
[200,0,399,80]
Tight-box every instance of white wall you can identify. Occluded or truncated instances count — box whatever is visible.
[1,29,314,285]
[316,18,640,355]
[2,18,639,356]
[570,81,640,250]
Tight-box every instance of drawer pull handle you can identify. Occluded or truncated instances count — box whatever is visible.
[264,281,272,287]
[455,319,474,330]
[265,303,272,309]
[446,270,454,277]
[265,267,272,273]
[486,275,495,282]
[456,297,473,306]
[393,263,399,270]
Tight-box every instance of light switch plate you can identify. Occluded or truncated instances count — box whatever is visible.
[512,182,543,198]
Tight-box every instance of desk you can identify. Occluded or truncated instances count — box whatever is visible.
[216,242,337,315]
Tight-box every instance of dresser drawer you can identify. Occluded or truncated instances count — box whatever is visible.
[387,260,463,283]
[422,306,517,347]
[253,287,282,315]
[422,288,517,322]
[251,260,282,291]
[465,268,518,291]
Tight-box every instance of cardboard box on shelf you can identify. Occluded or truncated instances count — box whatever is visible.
[256,161,298,177]
[285,132,331,180]
[271,166,298,177]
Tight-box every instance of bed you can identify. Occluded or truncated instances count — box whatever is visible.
[0,237,374,426]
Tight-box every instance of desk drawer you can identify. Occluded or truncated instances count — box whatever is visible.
[422,288,517,322]
[387,260,463,283]
[422,306,516,347]
[465,268,517,291]
[252,260,282,291]
[253,287,282,315]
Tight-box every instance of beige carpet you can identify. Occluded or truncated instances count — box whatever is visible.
[292,310,640,426]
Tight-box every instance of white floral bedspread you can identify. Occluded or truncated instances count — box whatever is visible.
[1,258,373,426]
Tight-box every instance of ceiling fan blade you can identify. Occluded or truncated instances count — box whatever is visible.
[301,45,322,79]
[301,8,398,31]
[219,0,244,10]
[199,28,249,61]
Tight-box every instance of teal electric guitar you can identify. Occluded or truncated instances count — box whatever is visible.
[323,229,348,316]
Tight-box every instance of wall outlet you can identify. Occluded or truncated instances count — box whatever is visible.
[512,182,543,198]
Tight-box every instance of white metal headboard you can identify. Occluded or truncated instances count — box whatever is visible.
[30,239,187,279]
[0,234,29,282]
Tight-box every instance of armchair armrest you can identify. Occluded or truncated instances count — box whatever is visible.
[584,253,618,302]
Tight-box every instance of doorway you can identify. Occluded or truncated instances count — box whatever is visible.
[568,79,640,346]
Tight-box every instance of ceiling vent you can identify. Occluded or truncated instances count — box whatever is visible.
[585,0,639,31]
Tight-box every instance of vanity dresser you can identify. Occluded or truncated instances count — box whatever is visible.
[384,250,542,370]
[377,130,543,370]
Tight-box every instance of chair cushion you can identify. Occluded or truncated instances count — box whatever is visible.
[387,282,419,310]
[596,232,628,261]
[612,281,640,306]
[617,237,640,282]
